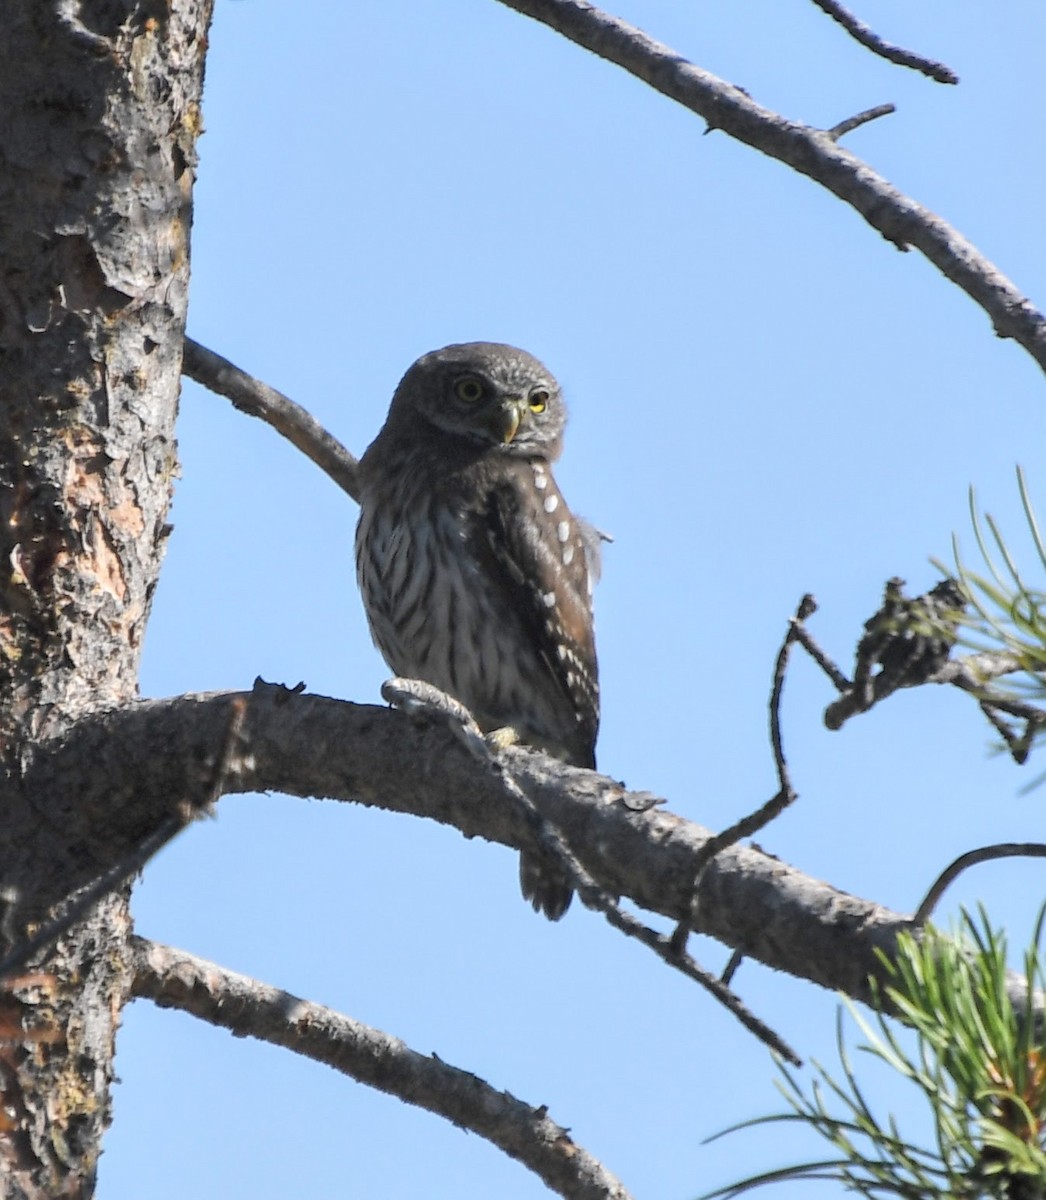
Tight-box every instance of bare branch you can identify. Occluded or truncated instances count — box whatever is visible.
[181,338,360,500]
[129,937,633,1200]
[670,596,813,959]
[495,0,1046,373]
[791,607,852,692]
[929,650,1025,687]
[808,0,958,84]
[913,843,1046,925]
[765,596,815,812]
[826,103,895,142]
[977,700,1040,766]
[945,662,1046,764]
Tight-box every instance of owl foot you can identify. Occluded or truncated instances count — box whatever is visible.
[484,726,520,753]
[380,677,488,759]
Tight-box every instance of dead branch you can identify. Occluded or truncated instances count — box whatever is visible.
[826,103,895,141]
[129,936,634,1200]
[808,0,958,83]
[182,338,360,500]
[493,0,1046,372]
[670,596,813,959]
[913,843,1046,925]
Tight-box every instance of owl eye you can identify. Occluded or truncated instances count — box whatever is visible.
[529,388,550,413]
[454,377,485,403]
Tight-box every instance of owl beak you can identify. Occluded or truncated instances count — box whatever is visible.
[490,398,524,444]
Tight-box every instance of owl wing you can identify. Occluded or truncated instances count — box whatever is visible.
[475,464,600,768]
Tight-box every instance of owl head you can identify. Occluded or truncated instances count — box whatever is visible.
[383,342,567,460]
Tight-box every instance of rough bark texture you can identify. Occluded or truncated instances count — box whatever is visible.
[22,688,909,1008]
[0,2,211,1194]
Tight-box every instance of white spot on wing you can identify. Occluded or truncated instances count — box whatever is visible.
[542,591,556,607]
[543,494,559,514]
[562,544,574,566]
[532,465,548,490]
[556,520,570,543]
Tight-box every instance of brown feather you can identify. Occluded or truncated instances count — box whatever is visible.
[355,343,601,919]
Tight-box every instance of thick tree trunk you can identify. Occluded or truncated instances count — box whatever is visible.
[0,3,211,1193]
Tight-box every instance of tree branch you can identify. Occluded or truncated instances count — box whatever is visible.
[670,596,812,957]
[181,338,360,500]
[826,103,895,142]
[913,843,1046,925]
[0,697,247,983]
[383,678,799,1062]
[19,684,913,1008]
[494,0,1046,373]
[808,0,958,84]
[128,936,633,1200]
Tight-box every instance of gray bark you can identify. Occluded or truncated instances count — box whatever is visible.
[0,2,212,1193]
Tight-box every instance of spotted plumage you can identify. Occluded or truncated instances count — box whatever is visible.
[355,342,600,919]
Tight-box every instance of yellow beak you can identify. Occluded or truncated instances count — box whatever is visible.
[490,398,523,444]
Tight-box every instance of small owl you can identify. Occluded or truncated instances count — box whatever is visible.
[355,342,600,920]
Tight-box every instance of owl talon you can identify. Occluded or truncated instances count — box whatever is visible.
[381,677,496,761]
[484,726,520,754]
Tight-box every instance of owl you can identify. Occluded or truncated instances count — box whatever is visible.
[355,342,600,920]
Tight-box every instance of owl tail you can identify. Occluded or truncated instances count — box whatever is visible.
[519,849,573,921]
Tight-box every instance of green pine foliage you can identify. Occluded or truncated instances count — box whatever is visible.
[704,908,1046,1200]
[952,468,1046,691]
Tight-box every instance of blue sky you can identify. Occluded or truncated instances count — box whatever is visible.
[102,3,1046,1197]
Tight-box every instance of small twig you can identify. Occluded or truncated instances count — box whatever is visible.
[826,103,895,142]
[383,678,800,1065]
[607,914,800,1065]
[978,701,1039,766]
[767,595,815,804]
[947,675,1046,725]
[808,0,959,84]
[0,818,180,982]
[979,696,1046,762]
[790,612,852,693]
[182,338,360,501]
[930,652,1046,763]
[670,596,812,956]
[0,698,248,982]
[913,843,1046,925]
[130,936,635,1200]
[929,650,1024,687]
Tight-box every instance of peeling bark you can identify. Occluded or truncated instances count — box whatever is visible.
[0,3,212,1193]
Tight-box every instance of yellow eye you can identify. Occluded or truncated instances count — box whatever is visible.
[529,388,550,413]
[454,377,484,403]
